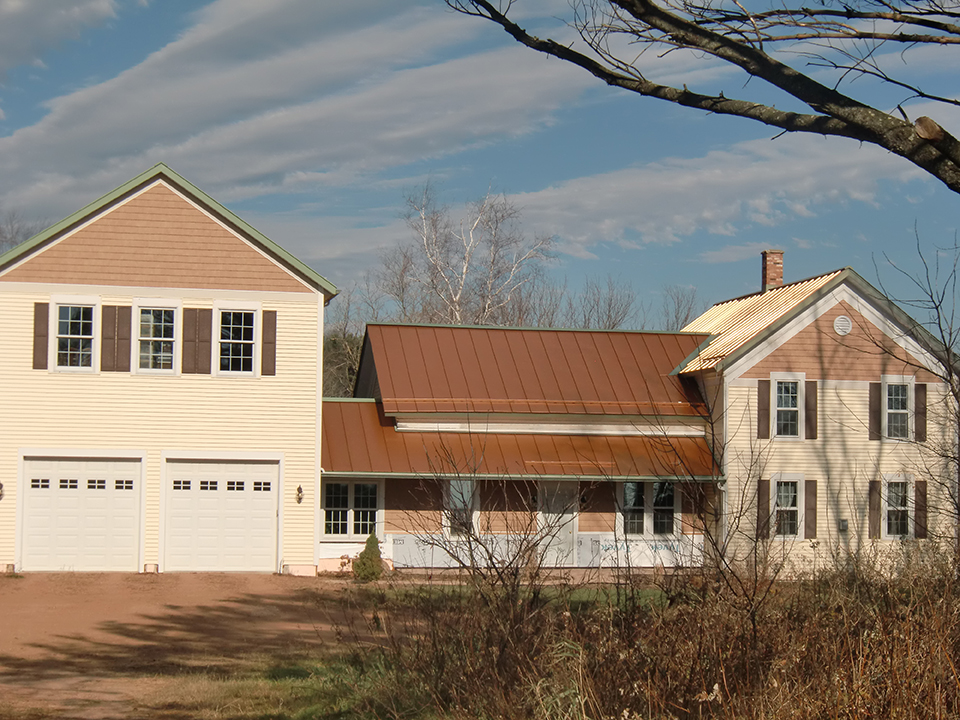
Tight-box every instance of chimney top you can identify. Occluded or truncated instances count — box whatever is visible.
[761,250,784,292]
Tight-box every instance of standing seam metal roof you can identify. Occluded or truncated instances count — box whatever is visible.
[680,270,844,372]
[364,324,710,416]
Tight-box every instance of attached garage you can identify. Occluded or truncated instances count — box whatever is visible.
[163,460,279,572]
[21,457,142,571]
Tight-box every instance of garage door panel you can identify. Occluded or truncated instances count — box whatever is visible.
[164,461,279,572]
[22,458,141,572]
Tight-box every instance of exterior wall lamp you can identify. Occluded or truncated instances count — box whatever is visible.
[296,485,304,504]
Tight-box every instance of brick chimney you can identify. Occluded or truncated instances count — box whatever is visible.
[761,250,784,291]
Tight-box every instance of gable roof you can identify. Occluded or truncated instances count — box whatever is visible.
[680,267,944,374]
[0,163,338,300]
[357,323,710,417]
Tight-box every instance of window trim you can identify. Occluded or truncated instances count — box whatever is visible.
[50,295,100,373]
[770,372,805,440]
[770,472,805,540]
[132,298,182,375]
[212,301,261,377]
[881,473,913,540]
[881,375,914,442]
[619,481,682,538]
[320,479,383,540]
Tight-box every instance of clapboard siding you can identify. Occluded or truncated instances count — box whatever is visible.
[0,290,323,567]
[742,302,940,382]
[0,184,312,294]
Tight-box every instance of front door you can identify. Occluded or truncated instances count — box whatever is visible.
[539,481,578,566]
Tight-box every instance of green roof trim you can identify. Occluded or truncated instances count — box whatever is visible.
[0,162,338,299]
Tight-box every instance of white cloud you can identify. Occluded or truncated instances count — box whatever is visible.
[508,130,927,256]
[0,0,117,76]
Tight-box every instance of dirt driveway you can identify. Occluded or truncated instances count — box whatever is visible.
[0,572,355,719]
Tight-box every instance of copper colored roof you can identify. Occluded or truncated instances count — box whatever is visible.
[681,269,845,372]
[363,325,710,417]
[322,400,718,479]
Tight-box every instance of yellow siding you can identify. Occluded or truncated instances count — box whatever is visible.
[722,382,952,565]
[0,289,322,567]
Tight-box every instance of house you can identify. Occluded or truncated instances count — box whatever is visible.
[320,324,721,570]
[681,251,952,566]
[321,252,953,571]
[0,164,336,574]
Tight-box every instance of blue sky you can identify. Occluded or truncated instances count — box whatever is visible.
[0,0,957,318]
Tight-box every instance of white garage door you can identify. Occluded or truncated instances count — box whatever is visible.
[164,461,279,572]
[21,458,142,571]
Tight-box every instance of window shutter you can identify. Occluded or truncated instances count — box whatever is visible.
[914,480,927,539]
[804,479,817,539]
[805,380,818,440]
[757,380,770,439]
[756,478,770,539]
[868,480,881,539]
[101,305,131,373]
[915,384,927,443]
[101,305,117,372]
[33,302,48,370]
[261,310,277,376]
[182,308,213,375]
[868,382,882,440]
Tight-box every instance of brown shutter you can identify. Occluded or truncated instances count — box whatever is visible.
[33,303,49,370]
[182,308,197,374]
[101,305,117,372]
[197,308,212,374]
[915,384,927,443]
[805,380,818,440]
[868,382,882,440]
[101,306,132,373]
[757,380,770,439]
[261,310,277,376]
[116,306,131,372]
[182,308,213,375]
[756,478,770,539]
[914,480,927,539]
[868,480,881,539]
[804,479,817,539]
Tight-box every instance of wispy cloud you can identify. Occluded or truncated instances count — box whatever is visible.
[0,0,117,77]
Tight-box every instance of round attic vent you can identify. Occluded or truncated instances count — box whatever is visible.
[834,315,853,336]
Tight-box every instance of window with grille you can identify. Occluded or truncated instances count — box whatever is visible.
[776,381,799,437]
[139,308,175,370]
[323,482,378,537]
[219,311,255,372]
[886,384,909,439]
[774,480,799,537]
[57,305,94,368]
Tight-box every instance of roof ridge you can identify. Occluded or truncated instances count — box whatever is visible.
[710,267,846,307]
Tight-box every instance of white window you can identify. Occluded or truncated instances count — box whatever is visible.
[770,473,805,539]
[138,308,176,371]
[446,478,476,537]
[770,373,805,439]
[882,377,913,440]
[622,482,678,537]
[883,474,912,539]
[323,481,379,538]
[776,381,799,437]
[56,304,95,368]
[219,310,256,373]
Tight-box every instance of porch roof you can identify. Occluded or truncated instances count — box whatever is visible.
[321,400,718,480]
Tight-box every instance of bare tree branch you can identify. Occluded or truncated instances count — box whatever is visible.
[448,0,960,196]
